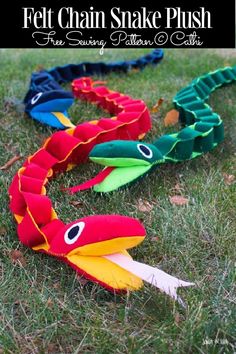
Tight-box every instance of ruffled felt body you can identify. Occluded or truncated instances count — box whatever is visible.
[76,66,236,192]
[24,49,164,129]
[9,77,194,299]
[9,78,152,292]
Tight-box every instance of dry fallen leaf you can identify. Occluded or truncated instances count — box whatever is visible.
[76,275,89,286]
[47,343,59,353]
[46,298,53,308]
[131,68,140,73]
[150,98,164,113]
[69,200,85,208]
[164,109,179,127]
[172,183,184,194]
[53,282,61,289]
[174,312,181,325]
[35,64,45,71]
[151,236,159,242]
[0,155,22,170]
[0,227,7,236]
[9,250,26,267]
[223,173,235,185]
[137,199,154,212]
[169,195,189,206]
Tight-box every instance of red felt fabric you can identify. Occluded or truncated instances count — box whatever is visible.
[19,175,45,194]
[30,149,58,169]
[21,163,48,180]
[17,210,46,247]
[73,123,104,141]
[9,77,151,292]
[40,219,65,244]
[45,131,81,160]
[22,192,52,226]
[49,215,146,256]
[66,167,114,193]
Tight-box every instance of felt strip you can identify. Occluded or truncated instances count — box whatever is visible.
[52,112,75,128]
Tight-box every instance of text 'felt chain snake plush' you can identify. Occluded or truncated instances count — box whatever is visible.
[72,66,236,192]
[9,77,194,304]
[24,49,164,129]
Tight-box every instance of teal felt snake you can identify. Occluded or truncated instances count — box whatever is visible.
[70,66,236,193]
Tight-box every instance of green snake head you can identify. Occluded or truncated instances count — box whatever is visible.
[89,140,164,192]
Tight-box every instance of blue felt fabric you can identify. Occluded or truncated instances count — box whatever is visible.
[24,49,164,129]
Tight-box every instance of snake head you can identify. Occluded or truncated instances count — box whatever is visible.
[24,90,74,129]
[88,140,163,192]
[48,214,146,257]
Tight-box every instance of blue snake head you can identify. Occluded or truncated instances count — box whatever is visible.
[89,140,163,192]
[24,71,74,129]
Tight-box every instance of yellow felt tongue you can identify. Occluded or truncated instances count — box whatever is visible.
[66,250,143,291]
[67,236,145,256]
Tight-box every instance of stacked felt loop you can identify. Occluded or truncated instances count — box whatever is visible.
[24,49,164,129]
[157,66,236,161]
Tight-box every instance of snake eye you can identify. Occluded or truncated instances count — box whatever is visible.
[64,222,85,245]
[137,144,153,159]
[31,92,43,105]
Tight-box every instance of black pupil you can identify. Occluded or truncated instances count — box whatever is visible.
[140,145,151,156]
[68,226,80,240]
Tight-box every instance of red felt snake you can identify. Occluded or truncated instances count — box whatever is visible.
[9,77,194,298]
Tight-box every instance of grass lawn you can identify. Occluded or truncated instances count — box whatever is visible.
[0,49,235,354]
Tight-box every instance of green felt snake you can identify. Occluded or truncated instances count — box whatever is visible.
[71,66,236,193]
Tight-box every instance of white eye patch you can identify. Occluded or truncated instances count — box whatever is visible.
[137,144,153,159]
[64,221,85,245]
[31,92,43,105]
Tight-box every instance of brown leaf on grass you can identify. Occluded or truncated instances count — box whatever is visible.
[46,298,53,308]
[174,312,181,325]
[0,227,7,236]
[76,275,89,286]
[172,183,184,194]
[223,173,235,185]
[35,64,45,72]
[53,282,61,289]
[175,312,184,326]
[69,200,85,208]
[0,155,22,170]
[137,199,154,212]
[131,68,140,73]
[47,343,59,353]
[169,195,189,206]
[150,98,164,113]
[151,236,159,242]
[164,109,179,127]
[9,250,26,267]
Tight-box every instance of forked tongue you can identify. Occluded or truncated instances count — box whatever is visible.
[65,164,152,194]
[105,253,195,307]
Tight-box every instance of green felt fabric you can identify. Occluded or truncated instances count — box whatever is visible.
[88,66,236,191]
[90,157,152,167]
[90,140,163,164]
[94,165,153,192]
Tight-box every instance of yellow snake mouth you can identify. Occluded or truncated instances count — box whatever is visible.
[66,235,145,257]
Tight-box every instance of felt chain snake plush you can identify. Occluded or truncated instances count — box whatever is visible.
[72,66,236,192]
[9,76,194,303]
[24,49,164,129]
